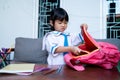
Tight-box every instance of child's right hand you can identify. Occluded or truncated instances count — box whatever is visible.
[71,46,88,56]
[71,46,82,56]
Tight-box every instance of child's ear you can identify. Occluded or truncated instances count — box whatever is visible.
[50,20,53,26]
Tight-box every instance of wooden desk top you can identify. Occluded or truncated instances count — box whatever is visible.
[0,64,120,80]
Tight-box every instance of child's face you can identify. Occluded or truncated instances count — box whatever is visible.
[52,19,68,32]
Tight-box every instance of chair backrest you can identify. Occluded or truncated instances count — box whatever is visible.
[14,37,48,64]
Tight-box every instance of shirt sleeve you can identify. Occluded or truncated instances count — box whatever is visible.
[71,33,84,46]
[44,34,60,56]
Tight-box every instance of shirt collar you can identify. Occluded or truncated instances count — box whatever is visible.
[51,31,70,36]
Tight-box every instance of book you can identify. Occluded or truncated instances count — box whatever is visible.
[0,63,35,74]
[0,63,57,75]
[15,65,51,75]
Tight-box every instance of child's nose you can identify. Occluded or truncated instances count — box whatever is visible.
[62,23,65,26]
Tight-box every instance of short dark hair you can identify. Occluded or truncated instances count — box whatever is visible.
[50,8,69,24]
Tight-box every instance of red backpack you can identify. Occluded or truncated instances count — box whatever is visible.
[64,26,120,71]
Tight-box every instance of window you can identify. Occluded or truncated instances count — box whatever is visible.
[107,0,120,39]
[38,0,60,38]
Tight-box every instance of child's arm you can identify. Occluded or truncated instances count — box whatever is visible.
[54,46,82,56]
[54,24,88,56]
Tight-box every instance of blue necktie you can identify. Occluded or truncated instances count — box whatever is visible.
[62,34,68,56]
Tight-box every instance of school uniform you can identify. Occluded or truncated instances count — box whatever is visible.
[42,31,83,65]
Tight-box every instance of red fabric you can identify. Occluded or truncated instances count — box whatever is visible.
[64,26,120,71]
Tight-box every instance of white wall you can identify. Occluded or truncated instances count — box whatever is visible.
[61,0,107,39]
[0,0,38,48]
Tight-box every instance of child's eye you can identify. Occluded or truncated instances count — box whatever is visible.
[64,22,67,24]
[59,22,62,24]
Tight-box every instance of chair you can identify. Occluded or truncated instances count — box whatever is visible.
[10,37,48,64]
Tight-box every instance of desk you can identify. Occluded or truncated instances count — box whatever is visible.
[0,64,120,80]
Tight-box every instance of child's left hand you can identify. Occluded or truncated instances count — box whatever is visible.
[80,23,88,30]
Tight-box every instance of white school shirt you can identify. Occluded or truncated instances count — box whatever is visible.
[42,31,83,65]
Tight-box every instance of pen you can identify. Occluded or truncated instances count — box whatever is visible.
[56,65,63,74]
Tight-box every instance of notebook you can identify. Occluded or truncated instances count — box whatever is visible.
[0,63,35,73]
[0,63,57,75]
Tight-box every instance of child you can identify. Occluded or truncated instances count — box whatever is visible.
[42,8,87,65]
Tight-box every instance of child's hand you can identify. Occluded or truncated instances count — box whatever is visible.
[71,46,88,56]
[80,23,88,30]
[80,23,88,36]
[71,46,82,56]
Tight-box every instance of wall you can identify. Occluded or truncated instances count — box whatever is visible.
[61,0,106,39]
[0,0,38,48]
